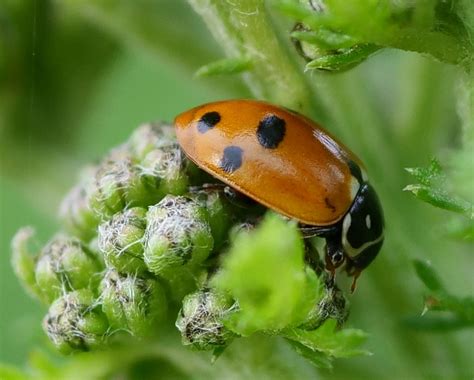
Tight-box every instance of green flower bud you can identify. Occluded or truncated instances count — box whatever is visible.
[11,227,42,301]
[86,156,136,219]
[43,289,109,353]
[176,289,236,350]
[195,190,235,250]
[128,122,206,186]
[60,172,100,242]
[227,222,256,243]
[143,195,214,277]
[128,122,177,161]
[35,235,102,302]
[98,207,148,274]
[100,269,167,337]
[138,144,189,197]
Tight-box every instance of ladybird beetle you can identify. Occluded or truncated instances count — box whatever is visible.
[174,100,384,290]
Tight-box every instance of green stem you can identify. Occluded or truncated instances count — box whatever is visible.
[187,0,316,114]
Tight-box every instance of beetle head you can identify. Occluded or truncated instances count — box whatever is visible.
[341,183,384,273]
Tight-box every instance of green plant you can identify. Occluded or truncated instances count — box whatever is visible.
[2,1,473,379]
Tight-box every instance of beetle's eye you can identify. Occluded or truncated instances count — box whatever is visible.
[331,251,344,266]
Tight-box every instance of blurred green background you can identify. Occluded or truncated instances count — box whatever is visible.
[0,1,472,379]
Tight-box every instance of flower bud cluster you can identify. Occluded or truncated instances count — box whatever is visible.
[12,121,348,354]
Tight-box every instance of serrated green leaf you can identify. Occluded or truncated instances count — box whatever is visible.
[291,29,357,50]
[404,158,473,217]
[283,319,370,358]
[413,260,445,293]
[212,213,321,335]
[305,44,379,72]
[441,295,474,321]
[195,57,253,77]
[403,184,472,215]
[285,339,333,369]
[412,260,474,329]
[405,158,443,186]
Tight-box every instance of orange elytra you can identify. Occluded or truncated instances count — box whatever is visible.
[174,99,384,289]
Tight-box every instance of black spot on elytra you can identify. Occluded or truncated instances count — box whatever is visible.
[220,146,243,173]
[324,197,336,212]
[197,111,221,133]
[257,114,286,149]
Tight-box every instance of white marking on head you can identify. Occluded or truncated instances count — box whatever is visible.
[342,212,352,249]
[361,168,369,182]
[366,214,371,230]
[342,212,383,258]
[350,176,360,201]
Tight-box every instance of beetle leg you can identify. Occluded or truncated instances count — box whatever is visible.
[344,261,362,293]
[299,225,337,238]
[303,240,325,274]
[188,183,227,194]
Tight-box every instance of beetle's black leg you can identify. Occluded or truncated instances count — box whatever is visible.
[222,186,254,208]
[299,225,337,238]
[344,261,362,293]
[303,240,325,275]
[188,183,227,194]
[189,183,261,210]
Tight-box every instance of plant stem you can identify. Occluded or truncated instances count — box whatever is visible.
[187,0,316,114]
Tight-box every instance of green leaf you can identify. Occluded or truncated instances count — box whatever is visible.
[405,158,443,186]
[411,260,474,330]
[291,29,357,50]
[277,0,468,64]
[0,364,29,380]
[10,228,44,302]
[440,294,474,321]
[413,260,445,293]
[285,340,334,369]
[195,57,253,77]
[305,44,380,72]
[403,184,472,216]
[212,213,321,335]
[283,319,370,359]
[404,159,473,217]
[275,0,324,30]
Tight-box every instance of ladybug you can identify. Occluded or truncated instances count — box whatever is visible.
[174,99,384,290]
